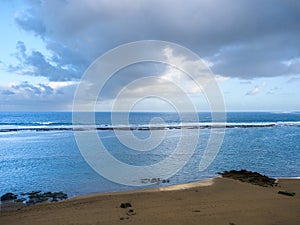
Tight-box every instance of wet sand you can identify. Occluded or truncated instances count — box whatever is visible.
[1,177,299,225]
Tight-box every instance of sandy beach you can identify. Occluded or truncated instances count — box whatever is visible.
[1,177,299,225]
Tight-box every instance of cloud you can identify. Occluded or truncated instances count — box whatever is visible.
[11,81,50,95]
[215,75,229,83]
[240,81,252,84]
[246,86,260,95]
[14,7,46,37]
[210,40,300,78]
[48,81,78,89]
[72,45,212,111]
[1,90,15,95]
[0,81,77,111]
[246,81,266,95]
[9,41,84,81]
[10,0,300,83]
[4,0,300,111]
[266,87,280,95]
[287,77,300,83]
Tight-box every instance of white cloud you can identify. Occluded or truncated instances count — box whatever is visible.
[0,81,77,111]
[246,86,260,95]
[246,81,266,95]
[240,80,252,84]
[161,47,214,94]
[215,75,230,82]
[48,81,78,89]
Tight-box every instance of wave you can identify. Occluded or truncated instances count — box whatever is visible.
[0,122,71,126]
[35,121,55,125]
[277,121,300,126]
[0,121,300,133]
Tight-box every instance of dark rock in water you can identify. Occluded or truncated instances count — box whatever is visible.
[52,191,68,200]
[1,193,18,201]
[141,177,170,184]
[150,178,161,183]
[15,198,26,203]
[23,191,42,196]
[26,191,68,205]
[218,170,276,187]
[50,191,68,202]
[1,190,68,210]
[120,202,132,208]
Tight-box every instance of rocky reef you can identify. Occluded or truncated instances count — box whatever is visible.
[1,191,68,206]
[218,169,276,187]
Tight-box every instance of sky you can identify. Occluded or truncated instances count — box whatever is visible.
[0,0,300,112]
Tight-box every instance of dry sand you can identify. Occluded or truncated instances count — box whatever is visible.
[1,177,299,225]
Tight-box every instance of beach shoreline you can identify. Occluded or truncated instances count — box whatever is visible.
[1,177,299,225]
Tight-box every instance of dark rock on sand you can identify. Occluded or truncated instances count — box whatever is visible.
[127,208,136,216]
[1,192,18,201]
[120,202,132,208]
[218,169,276,187]
[278,190,296,196]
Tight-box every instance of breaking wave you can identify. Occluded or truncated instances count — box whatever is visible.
[0,121,299,133]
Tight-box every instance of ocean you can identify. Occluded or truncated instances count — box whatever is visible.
[0,112,300,197]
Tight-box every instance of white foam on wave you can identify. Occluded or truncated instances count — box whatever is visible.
[35,121,54,125]
[277,121,300,126]
[276,177,300,179]
[1,121,300,132]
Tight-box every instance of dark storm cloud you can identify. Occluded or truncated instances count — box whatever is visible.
[12,0,300,82]
[99,62,167,99]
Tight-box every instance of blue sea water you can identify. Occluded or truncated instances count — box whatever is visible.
[0,112,300,197]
